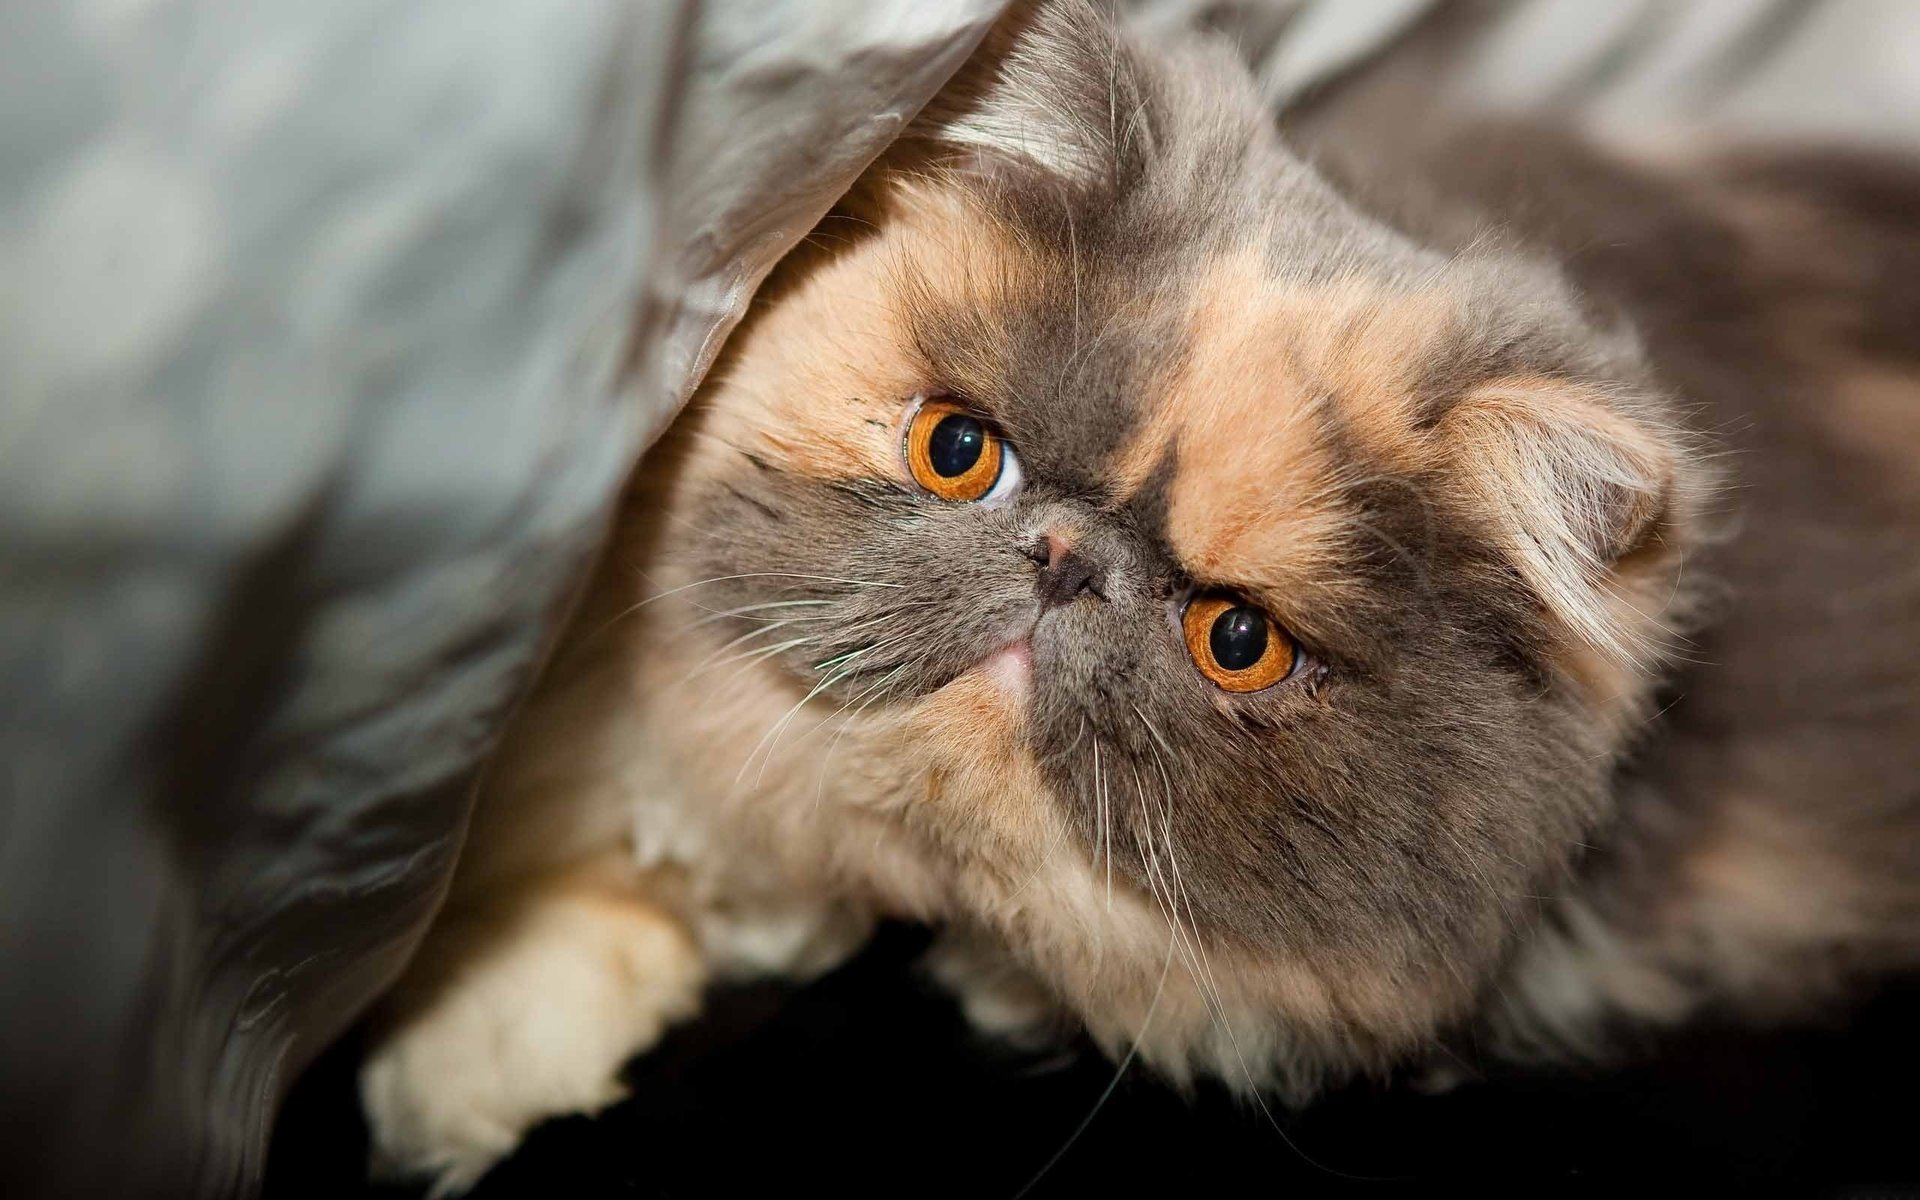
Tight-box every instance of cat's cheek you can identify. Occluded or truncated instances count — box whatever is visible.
[890,668,1059,851]
[900,666,1023,766]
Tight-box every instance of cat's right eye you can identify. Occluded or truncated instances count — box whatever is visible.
[1181,595,1297,692]
[903,397,1021,503]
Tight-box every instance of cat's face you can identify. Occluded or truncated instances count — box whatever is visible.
[651,2,1699,1079]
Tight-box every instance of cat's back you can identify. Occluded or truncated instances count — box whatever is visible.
[1553,142,1920,1006]
[1295,105,1920,1017]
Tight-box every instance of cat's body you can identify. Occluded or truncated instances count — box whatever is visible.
[1302,123,1920,1056]
[361,4,1920,1188]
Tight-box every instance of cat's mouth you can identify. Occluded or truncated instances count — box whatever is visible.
[963,606,1044,697]
[964,600,1081,697]
[976,633,1032,694]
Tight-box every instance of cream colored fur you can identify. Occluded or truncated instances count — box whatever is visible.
[359,193,1459,1192]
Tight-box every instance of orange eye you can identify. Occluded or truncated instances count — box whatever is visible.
[905,399,1005,502]
[1182,595,1295,692]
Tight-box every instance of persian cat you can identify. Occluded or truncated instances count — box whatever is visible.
[362,1,1920,1187]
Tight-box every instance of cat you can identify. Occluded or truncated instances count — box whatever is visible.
[359,1,1920,1189]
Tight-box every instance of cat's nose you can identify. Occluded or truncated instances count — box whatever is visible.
[1025,532,1106,610]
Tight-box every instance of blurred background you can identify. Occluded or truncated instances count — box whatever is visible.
[4,1,1918,1196]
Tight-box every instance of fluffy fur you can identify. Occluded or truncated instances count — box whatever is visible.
[360,3,1920,1190]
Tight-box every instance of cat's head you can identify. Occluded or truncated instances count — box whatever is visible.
[655,0,1705,1085]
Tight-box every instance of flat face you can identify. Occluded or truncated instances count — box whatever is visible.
[632,4,1688,1069]
[659,163,1607,972]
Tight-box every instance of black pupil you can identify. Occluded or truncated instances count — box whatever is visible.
[927,413,986,478]
[1209,607,1269,672]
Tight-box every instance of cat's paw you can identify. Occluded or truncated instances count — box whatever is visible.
[360,888,704,1195]
[923,926,1071,1051]
[1404,1058,1479,1095]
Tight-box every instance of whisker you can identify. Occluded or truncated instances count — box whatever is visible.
[1129,705,1383,1183]
[640,569,904,609]
[673,622,817,688]
[687,599,837,627]
[739,634,914,789]
[811,664,909,815]
[1010,928,1175,1200]
[1093,739,1112,912]
[1130,704,1229,1021]
[796,655,910,753]
[1001,815,1076,906]
[584,571,901,644]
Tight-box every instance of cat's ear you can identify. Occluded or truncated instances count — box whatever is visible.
[1441,379,1681,664]
[913,0,1151,188]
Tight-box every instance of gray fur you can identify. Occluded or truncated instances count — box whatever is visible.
[689,2,1678,985]
[682,0,1920,1067]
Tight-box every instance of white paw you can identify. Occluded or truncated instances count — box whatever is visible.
[360,892,703,1195]
[924,927,1069,1051]
[1405,1058,1477,1095]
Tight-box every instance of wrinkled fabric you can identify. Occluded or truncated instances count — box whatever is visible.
[0,3,1002,1195]
[2,1,1916,1197]
[1132,0,1920,148]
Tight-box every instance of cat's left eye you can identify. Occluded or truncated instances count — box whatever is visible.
[904,398,1021,503]
[1182,595,1296,693]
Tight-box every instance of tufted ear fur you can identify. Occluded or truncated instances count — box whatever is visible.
[912,0,1152,188]
[1441,378,1682,667]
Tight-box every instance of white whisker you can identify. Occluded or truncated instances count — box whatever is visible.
[811,664,909,815]
[1129,706,1365,1181]
[674,626,815,688]
[739,634,914,789]
[585,571,901,643]
[1010,927,1175,1200]
[687,599,836,627]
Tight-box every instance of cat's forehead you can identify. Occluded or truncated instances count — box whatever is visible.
[888,183,1464,600]
[1108,251,1461,597]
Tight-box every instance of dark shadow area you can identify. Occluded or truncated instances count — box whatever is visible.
[267,924,1920,1197]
